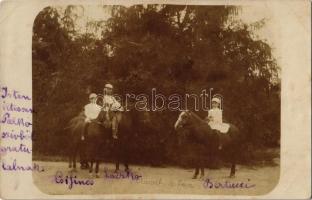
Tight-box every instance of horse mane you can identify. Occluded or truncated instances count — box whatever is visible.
[188,111,214,134]
[189,111,206,124]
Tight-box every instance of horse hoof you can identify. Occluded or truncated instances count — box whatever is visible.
[89,173,93,178]
[95,173,100,178]
[192,176,198,179]
[229,174,235,178]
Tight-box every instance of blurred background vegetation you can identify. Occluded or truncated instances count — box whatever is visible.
[32,5,280,167]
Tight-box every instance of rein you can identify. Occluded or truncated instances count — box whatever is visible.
[186,111,214,135]
[188,111,208,125]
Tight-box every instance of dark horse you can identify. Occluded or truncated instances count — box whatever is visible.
[85,110,111,177]
[113,106,151,172]
[65,110,110,174]
[174,110,241,178]
[66,107,151,176]
[66,111,86,171]
[87,107,151,175]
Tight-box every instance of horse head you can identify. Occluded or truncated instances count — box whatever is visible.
[174,110,212,135]
[174,110,192,132]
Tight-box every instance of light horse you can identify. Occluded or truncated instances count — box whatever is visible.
[174,110,241,178]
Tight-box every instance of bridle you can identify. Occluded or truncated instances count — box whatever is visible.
[175,111,191,130]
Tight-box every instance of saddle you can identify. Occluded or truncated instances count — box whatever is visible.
[206,120,230,134]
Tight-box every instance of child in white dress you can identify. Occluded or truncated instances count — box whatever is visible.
[208,97,229,132]
[207,97,230,149]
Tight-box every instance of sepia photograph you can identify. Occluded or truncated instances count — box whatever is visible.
[29,3,283,195]
[0,0,311,198]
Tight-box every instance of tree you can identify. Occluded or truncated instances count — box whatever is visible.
[33,5,280,164]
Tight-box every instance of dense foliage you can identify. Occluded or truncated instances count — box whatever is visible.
[33,5,280,166]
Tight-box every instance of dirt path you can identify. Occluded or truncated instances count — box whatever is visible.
[32,159,279,196]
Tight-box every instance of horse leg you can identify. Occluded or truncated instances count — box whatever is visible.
[114,139,120,173]
[73,154,77,170]
[230,163,236,178]
[124,163,129,173]
[72,146,77,171]
[69,144,74,168]
[69,152,72,168]
[200,167,205,179]
[192,167,199,179]
[80,140,89,169]
[79,140,85,169]
[95,161,100,178]
[115,161,120,173]
[89,161,94,177]
[229,146,237,178]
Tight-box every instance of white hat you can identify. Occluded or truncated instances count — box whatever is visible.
[212,97,221,104]
[104,83,113,89]
[89,93,97,99]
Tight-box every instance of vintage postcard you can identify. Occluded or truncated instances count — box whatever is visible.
[0,0,310,199]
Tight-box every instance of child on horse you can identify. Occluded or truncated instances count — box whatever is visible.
[84,93,102,124]
[102,83,124,139]
[206,97,230,149]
